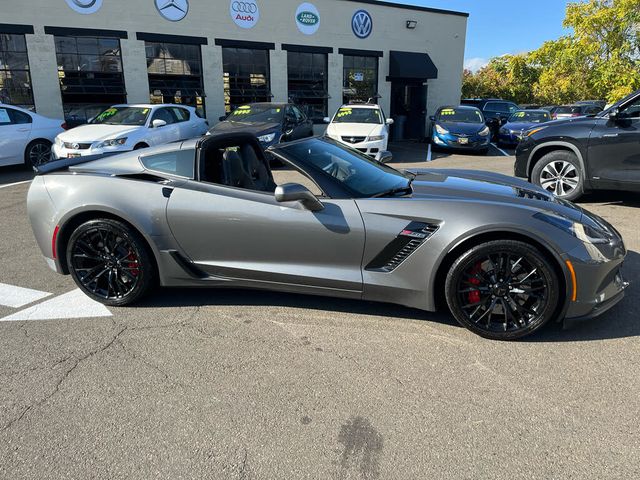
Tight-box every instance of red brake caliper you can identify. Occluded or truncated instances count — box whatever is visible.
[127,251,139,277]
[468,262,482,304]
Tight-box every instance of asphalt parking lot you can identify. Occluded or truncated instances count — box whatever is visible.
[1,143,638,479]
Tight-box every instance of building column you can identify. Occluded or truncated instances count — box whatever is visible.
[26,28,63,119]
[378,54,391,116]
[202,43,225,123]
[327,51,342,117]
[120,35,149,104]
[270,49,288,103]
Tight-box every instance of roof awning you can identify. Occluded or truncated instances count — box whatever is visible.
[388,51,438,80]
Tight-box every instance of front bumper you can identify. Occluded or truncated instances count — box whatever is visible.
[334,138,386,157]
[498,132,523,146]
[52,143,131,159]
[432,132,490,150]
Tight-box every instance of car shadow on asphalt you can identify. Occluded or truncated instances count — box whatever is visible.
[576,190,640,208]
[0,165,34,186]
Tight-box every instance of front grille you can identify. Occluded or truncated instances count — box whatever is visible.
[356,148,367,153]
[342,136,366,144]
[64,142,92,150]
[366,223,440,272]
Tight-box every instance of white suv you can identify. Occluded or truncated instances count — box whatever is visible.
[324,104,393,161]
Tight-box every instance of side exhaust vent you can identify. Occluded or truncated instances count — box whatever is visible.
[365,222,439,272]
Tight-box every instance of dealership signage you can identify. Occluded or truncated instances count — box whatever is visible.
[295,3,320,35]
[230,0,260,29]
[64,0,103,14]
[155,0,189,22]
[352,9,373,39]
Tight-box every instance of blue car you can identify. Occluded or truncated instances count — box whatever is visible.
[498,109,551,147]
[429,106,491,154]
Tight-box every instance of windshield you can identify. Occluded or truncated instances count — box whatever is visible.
[437,108,483,124]
[508,110,550,123]
[227,105,284,123]
[90,106,151,126]
[278,138,410,197]
[332,107,382,124]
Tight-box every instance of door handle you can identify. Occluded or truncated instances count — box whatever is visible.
[17,128,30,132]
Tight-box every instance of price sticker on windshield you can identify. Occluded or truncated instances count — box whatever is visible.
[441,109,456,116]
[514,111,525,118]
[336,108,352,118]
[95,108,118,121]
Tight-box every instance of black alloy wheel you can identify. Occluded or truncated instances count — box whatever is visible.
[67,219,155,306]
[25,140,52,168]
[445,240,560,340]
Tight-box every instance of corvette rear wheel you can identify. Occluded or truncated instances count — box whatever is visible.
[445,240,560,340]
[67,219,155,306]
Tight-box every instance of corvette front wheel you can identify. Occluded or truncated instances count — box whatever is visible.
[66,219,155,306]
[445,240,560,340]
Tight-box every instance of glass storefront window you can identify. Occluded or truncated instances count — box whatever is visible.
[0,34,34,109]
[287,51,328,122]
[145,41,205,115]
[222,47,271,113]
[343,55,378,104]
[54,35,126,127]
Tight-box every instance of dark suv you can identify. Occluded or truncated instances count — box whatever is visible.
[515,89,640,201]
[461,98,520,137]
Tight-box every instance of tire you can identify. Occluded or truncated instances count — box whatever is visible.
[133,143,149,150]
[531,150,584,201]
[477,148,489,155]
[445,240,560,340]
[24,139,52,168]
[66,219,155,306]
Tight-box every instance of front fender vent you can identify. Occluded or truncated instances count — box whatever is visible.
[365,222,439,272]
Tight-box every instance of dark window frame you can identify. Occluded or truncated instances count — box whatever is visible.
[342,54,379,105]
[287,51,328,123]
[0,33,34,110]
[222,47,272,114]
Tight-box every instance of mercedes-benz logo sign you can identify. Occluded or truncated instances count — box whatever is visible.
[352,9,373,39]
[64,0,102,14]
[155,0,189,22]
[230,0,259,29]
[232,1,258,13]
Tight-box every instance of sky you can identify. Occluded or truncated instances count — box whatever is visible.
[387,0,573,71]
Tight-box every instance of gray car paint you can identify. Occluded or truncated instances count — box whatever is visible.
[27,137,627,322]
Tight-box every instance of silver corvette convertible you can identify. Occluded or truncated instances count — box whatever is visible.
[27,133,628,340]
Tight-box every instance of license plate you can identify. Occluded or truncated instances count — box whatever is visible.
[458,137,469,145]
[67,153,81,158]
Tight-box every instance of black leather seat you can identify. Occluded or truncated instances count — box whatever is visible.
[240,145,276,192]
[222,150,255,190]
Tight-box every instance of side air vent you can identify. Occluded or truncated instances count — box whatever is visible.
[365,222,440,272]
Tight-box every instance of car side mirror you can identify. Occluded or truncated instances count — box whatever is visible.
[376,151,393,163]
[152,119,167,128]
[608,107,620,122]
[323,117,331,123]
[429,115,436,122]
[386,118,394,125]
[218,115,227,122]
[500,117,508,125]
[275,183,324,211]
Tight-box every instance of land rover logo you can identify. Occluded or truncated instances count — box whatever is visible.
[352,9,373,39]
[64,0,102,14]
[155,0,189,21]
[231,0,260,29]
[295,3,320,35]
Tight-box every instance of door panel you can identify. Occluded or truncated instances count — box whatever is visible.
[166,181,365,292]
[0,108,31,166]
[588,102,640,185]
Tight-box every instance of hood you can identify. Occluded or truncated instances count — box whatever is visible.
[404,168,584,222]
[59,124,141,143]
[503,121,541,131]
[210,120,281,136]
[438,122,485,135]
[327,123,381,138]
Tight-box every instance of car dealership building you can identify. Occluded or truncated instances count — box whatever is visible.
[1,0,467,138]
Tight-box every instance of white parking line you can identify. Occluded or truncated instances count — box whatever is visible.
[0,289,112,322]
[0,180,32,190]
[0,283,51,308]
[426,144,432,162]
[491,143,510,157]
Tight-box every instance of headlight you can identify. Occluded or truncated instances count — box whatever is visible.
[478,126,491,137]
[527,126,547,137]
[97,137,128,148]
[435,124,449,135]
[534,212,611,244]
[368,135,385,141]
[257,132,277,143]
[55,137,63,146]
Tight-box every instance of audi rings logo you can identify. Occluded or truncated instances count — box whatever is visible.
[64,0,103,14]
[352,9,373,39]
[230,0,260,28]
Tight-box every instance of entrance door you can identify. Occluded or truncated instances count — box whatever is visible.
[390,81,427,140]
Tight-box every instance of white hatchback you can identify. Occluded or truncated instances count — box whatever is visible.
[0,104,66,168]
[53,104,208,159]
[324,104,393,161]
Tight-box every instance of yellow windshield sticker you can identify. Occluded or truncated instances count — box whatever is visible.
[276,108,281,113]
[95,108,118,121]
[142,108,150,114]
[441,109,455,116]
[514,111,525,118]
[336,108,353,118]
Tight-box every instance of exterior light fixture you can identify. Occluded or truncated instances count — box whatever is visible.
[406,20,417,29]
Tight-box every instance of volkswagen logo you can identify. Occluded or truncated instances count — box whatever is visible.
[155,0,189,21]
[64,0,102,14]
[352,9,372,39]
[232,1,258,13]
